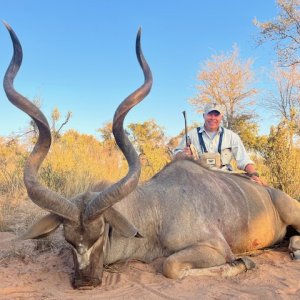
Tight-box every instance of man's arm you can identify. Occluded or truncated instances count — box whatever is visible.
[229,131,266,185]
[173,135,192,158]
[173,129,198,159]
[244,164,258,176]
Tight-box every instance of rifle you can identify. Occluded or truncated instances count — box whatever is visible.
[182,111,191,147]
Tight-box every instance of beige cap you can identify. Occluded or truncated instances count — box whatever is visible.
[204,103,223,115]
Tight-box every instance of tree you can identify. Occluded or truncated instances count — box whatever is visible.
[190,45,257,130]
[97,122,118,155]
[40,129,127,196]
[51,107,72,141]
[128,120,171,180]
[254,0,300,66]
[97,121,129,179]
[262,121,300,197]
[265,65,300,140]
[0,137,26,196]
[230,115,268,152]
[167,121,200,154]
[10,98,72,144]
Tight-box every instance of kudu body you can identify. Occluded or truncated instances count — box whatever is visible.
[4,23,300,289]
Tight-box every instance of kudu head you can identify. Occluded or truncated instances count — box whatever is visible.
[3,22,152,289]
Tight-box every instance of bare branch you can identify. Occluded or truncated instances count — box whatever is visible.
[190,45,257,129]
[254,0,300,66]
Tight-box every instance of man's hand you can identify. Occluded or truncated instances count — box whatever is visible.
[250,175,264,185]
[248,174,267,186]
[182,146,192,156]
[174,147,193,159]
[244,164,267,186]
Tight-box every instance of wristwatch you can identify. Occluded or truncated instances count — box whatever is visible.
[248,172,260,177]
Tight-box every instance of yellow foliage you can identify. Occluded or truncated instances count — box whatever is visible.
[128,120,171,181]
[262,123,300,199]
[0,137,26,197]
[1,118,299,205]
[40,130,127,197]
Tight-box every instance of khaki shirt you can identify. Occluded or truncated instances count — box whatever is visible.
[174,126,254,170]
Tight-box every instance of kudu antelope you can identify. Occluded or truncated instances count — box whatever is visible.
[4,23,300,289]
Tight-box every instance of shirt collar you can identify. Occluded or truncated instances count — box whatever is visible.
[198,126,223,134]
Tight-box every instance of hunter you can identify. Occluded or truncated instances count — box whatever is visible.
[174,103,264,185]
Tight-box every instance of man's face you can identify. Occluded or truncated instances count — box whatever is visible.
[203,111,223,132]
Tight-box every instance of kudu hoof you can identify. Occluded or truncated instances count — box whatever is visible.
[234,257,256,270]
[290,250,300,260]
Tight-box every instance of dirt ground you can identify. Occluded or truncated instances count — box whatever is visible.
[1,232,300,300]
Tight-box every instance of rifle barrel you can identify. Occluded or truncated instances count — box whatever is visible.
[182,111,189,147]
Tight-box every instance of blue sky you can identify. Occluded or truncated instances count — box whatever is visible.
[0,1,278,139]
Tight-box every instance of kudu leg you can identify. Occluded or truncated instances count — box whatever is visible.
[288,236,300,260]
[162,240,255,279]
[269,189,300,232]
[269,189,300,260]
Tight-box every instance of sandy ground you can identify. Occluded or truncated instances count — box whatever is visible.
[1,232,300,300]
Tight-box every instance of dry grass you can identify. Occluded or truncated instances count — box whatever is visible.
[0,193,24,232]
[0,193,69,263]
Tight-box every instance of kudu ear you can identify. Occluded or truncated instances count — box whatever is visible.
[19,213,62,240]
[104,207,143,238]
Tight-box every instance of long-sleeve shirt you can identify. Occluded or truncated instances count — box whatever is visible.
[174,126,254,170]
